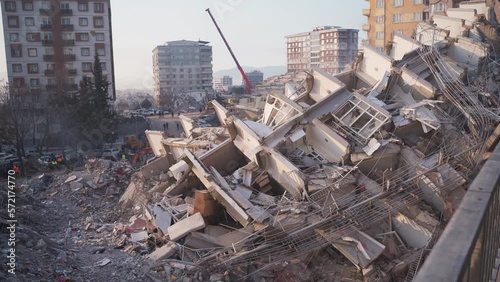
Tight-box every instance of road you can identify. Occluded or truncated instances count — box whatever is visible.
[147,112,206,138]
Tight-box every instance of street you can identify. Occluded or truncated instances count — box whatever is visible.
[147,111,206,138]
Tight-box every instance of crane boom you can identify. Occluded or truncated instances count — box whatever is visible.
[205,8,252,94]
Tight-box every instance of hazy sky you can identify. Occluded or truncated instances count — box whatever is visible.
[0,0,366,90]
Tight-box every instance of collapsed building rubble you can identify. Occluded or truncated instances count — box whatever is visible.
[114,4,500,281]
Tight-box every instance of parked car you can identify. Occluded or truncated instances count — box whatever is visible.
[2,156,20,166]
[25,148,41,158]
[38,155,53,166]
[0,154,14,164]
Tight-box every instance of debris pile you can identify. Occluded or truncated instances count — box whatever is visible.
[117,4,500,280]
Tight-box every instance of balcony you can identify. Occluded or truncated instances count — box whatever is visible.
[43,55,54,61]
[61,24,74,31]
[63,40,75,46]
[362,24,370,31]
[64,54,76,61]
[41,24,52,30]
[67,69,77,76]
[362,9,370,16]
[42,39,53,46]
[44,70,55,76]
[60,9,72,15]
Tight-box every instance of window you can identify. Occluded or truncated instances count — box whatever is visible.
[78,3,88,11]
[41,2,50,9]
[392,14,403,23]
[94,17,104,27]
[9,33,19,42]
[414,0,423,4]
[28,48,38,57]
[64,48,72,55]
[25,17,35,26]
[82,62,93,72]
[60,3,70,10]
[11,45,22,57]
[376,0,384,8]
[434,3,445,12]
[42,17,52,25]
[30,79,40,88]
[45,47,54,55]
[376,32,384,40]
[79,18,88,26]
[100,62,106,70]
[12,64,22,73]
[413,12,423,21]
[62,33,72,40]
[97,47,105,56]
[61,18,71,25]
[46,63,55,70]
[94,3,104,12]
[8,16,19,28]
[23,2,33,11]
[43,33,53,40]
[393,0,403,7]
[26,33,38,42]
[76,33,89,41]
[96,33,105,41]
[81,48,91,56]
[27,63,38,74]
[376,15,385,24]
[5,1,16,12]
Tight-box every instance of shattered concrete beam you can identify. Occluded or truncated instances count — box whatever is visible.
[140,155,171,180]
[145,130,167,157]
[212,100,229,126]
[179,115,195,138]
[182,149,251,226]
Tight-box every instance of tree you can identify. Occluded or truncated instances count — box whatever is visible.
[231,86,245,95]
[140,98,152,109]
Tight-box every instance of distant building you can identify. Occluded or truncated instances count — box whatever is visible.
[286,26,359,74]
[152,40,213,107]
[243,70,263,88]
[1,0,116,98]
[362,0,466,52]
[213,75,232,92]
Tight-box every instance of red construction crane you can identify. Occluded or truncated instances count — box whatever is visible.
[205,8,252,94]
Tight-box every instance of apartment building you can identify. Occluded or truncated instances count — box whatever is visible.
[1,0,116,99]
[152,40,213,107]
[243,70,263,88]
[363,0,466,51]
[213,75,232,92]
[286,26,359,74]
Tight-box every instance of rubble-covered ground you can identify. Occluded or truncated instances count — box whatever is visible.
[0,160,147,282]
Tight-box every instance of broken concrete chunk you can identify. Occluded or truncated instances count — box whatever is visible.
[152,205,172,234]
[146,242,178,261]
[130,231,149,242]
[167,212,206,241]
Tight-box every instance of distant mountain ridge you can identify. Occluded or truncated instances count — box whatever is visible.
[214,66,287,83]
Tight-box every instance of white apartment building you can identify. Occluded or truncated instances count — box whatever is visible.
[213,75,232,92]
[152,40,213,107]
[286,26,359,74]
[1,0,116,98]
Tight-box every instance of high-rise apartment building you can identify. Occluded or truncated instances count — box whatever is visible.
[362,0,466,52]
[286,26,359,74]
[1,0,115,98]
[152,40,213,107]
[213,75,232,92]
[243,70,263,88]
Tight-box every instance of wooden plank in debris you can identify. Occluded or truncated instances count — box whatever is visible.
[246,206,272,223]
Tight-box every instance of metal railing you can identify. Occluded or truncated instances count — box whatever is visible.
[415,143,500,282]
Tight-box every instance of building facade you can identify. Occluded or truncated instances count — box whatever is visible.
[153,40,213,107]
[363,0,466,52]
[213,75,232,92]
[286,26,359,74]
[244,70,263,88]
[1,0,116,98]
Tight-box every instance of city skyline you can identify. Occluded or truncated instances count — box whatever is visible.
[0,0,366,90]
